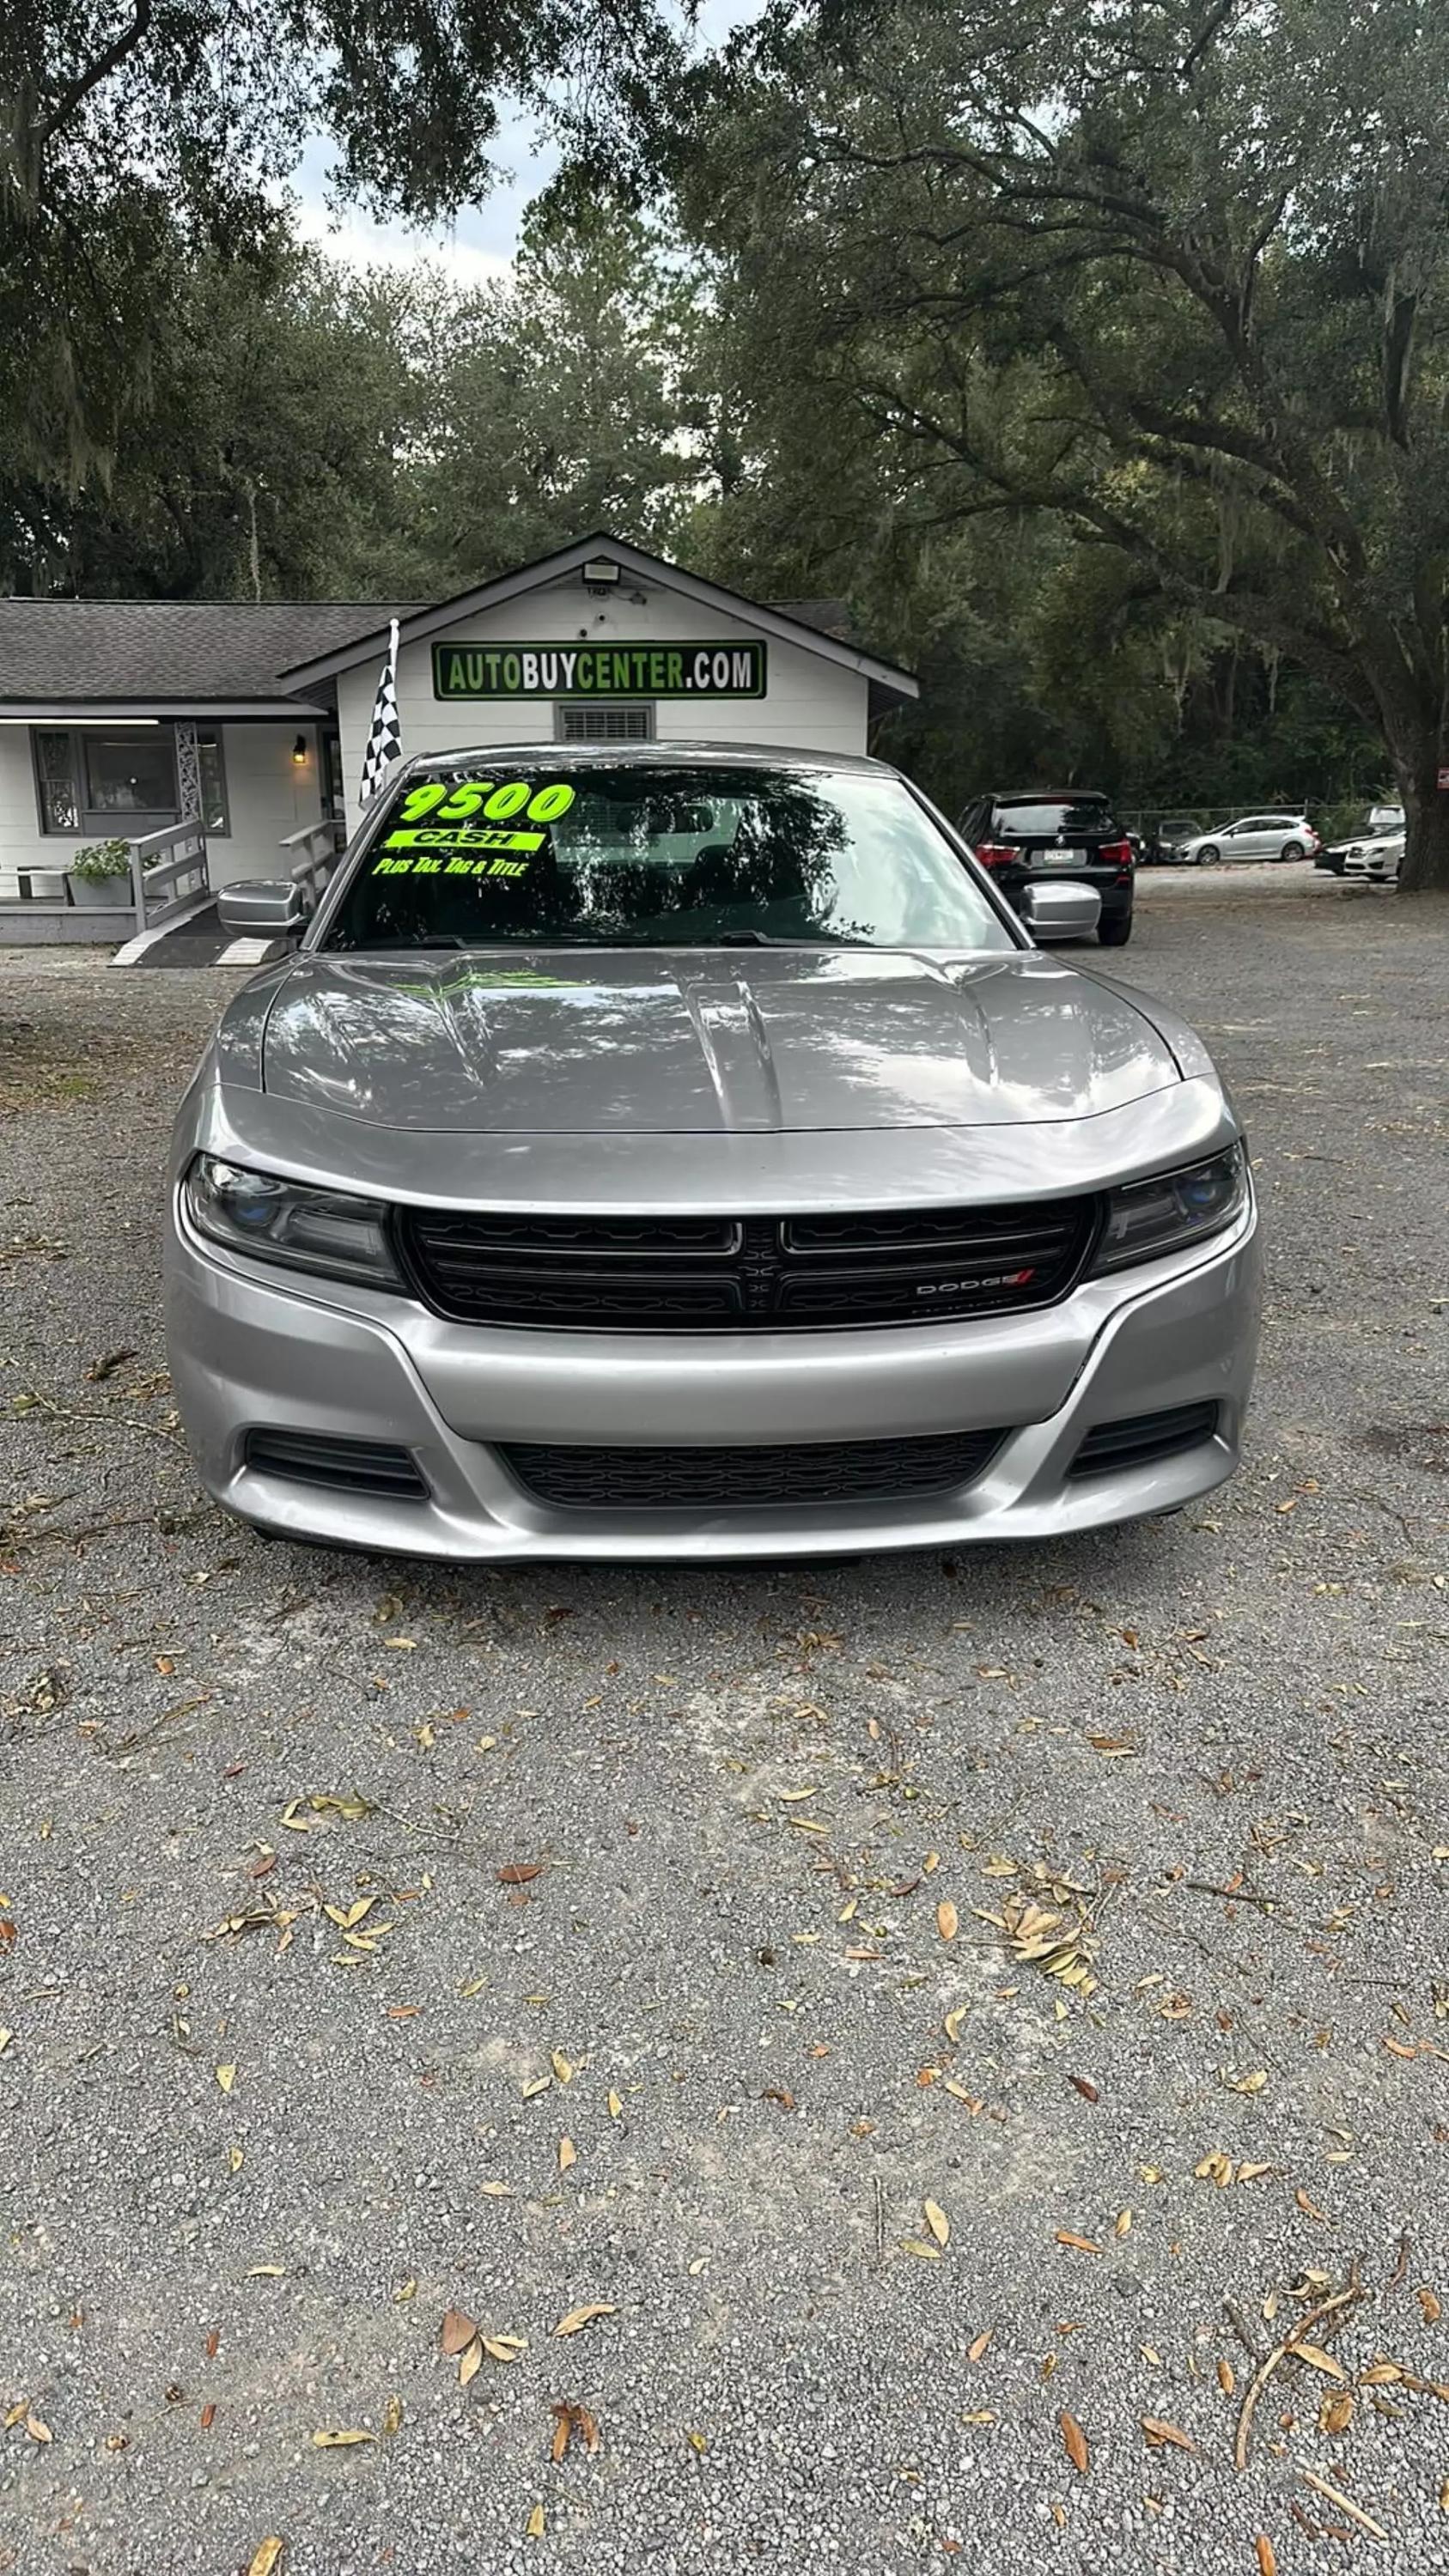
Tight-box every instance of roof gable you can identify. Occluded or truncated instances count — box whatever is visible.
[277,534,916,701]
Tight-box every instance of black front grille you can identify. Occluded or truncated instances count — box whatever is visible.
[243,1430,429,1498]
[1068,1401,1220,1479]
[398,1198,1097,1333]
[500,1428,1006,1511]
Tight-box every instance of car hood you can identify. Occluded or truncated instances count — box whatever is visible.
[251,948,1182,1137]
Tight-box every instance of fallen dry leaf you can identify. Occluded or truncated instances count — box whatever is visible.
[1420,2287,1443,2324]
[24,2414,52,2444]
[311,2428,374,2448]
[1055,2230,1102,2254]
[1255,2540,1277,2576]
[1141,2416,1196,2451]
[550,2399,600,2463]
[1068,2075,1099,2103]
[554,2302,617,2337]
[558,2136,577,2173]
[481,2335,527,2364]
[215,2063,235,2093]
[1320,2389,1354,2434]
[382,2395,404,2436]
[968,2328,992,2362]
[936,1899,959,1941]
[526,2505,546,2540]
[440,2308,478,2356]
[458,2340,483,2388]
[923,2197,950,2248]
[1217,2359,1235,2396]
[1060,2410,1089,2475]
[498,1863,543,1886]
[247,2544,285,2576]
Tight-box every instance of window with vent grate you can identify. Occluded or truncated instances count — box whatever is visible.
[553,702,655,744]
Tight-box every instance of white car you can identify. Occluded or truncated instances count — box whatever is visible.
[1342,833,1403,883]
[1174,812,1319,866]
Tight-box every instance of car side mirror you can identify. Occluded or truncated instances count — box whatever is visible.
[216,879,307,939]
[1019,882,1101,942]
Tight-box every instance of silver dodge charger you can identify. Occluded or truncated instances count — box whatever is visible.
[165,743,1260,1559]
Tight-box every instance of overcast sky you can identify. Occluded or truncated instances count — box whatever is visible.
[287,0,761,283]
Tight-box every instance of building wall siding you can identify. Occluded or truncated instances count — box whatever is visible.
[210,723,325,889]
[336,582,869,824]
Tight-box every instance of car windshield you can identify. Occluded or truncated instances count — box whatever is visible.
[321,761,1016,953]
[996,799,1114,838]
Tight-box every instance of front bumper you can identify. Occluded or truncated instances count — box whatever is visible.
[164,1188,1261,1561]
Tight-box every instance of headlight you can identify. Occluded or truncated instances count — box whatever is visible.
[1092,1142,1248,1274]
[182,1154,400,1287]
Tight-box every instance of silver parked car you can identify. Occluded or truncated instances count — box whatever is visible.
[165,744,1260,1562]
[1174,811,1319,865]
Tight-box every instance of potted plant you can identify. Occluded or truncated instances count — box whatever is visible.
[67,836,136,908]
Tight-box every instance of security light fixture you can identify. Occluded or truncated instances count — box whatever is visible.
[292,734,308,765]
[582,558,621,596]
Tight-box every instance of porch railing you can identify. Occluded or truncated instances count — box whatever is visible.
[130,817,210,932]
[281,815,347,911]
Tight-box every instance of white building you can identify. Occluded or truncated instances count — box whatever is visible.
[0,534,916,944]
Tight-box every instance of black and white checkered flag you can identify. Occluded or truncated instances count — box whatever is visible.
[359,618,402,802]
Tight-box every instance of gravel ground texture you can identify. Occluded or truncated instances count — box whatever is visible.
[3,872,1448,2576]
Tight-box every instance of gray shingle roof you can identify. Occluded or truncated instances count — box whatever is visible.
[0,592,871,704]
[0,600,423,703]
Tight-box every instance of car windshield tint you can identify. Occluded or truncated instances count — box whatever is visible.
[322,762,1016,953]
[997,800,1114,838]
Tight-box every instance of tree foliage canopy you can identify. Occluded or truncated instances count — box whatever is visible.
[680,0,1449,880]
[0,0,673,479]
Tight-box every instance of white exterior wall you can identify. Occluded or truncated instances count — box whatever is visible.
[335,578,869,825]
[209,723,325,890]
[0,730,54,890]
[0,720,323,896]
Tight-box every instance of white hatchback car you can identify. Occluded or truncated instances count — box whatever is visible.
[1175,812,1319,865]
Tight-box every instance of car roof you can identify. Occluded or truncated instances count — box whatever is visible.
[987,787,1111,802]
[395,739,896,778]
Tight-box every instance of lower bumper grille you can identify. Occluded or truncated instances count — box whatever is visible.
[243,1429,429,1499]
[398,1199,1098,1332]
[499,1428,1007,1512]
[1068,1401,1220,1479]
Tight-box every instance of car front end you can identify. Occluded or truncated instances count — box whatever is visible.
[1342,835,1403,881]
[165,746,1259,1561]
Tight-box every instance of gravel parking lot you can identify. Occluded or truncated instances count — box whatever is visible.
[3,876,1448,2576]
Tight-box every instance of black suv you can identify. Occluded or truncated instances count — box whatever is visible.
[957,791,1135,945]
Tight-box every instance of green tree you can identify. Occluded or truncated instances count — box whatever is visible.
[404,208,713,580]
[0,0,676,482]
[683,0,1449,888]
[2,237,444,597]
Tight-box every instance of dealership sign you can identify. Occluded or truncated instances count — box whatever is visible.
[433,640,767,702]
